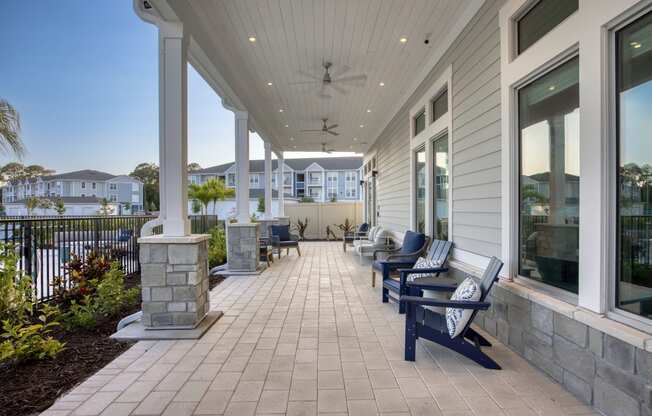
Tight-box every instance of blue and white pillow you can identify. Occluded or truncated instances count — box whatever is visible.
[446,278,481,338]
[406,257,443,282]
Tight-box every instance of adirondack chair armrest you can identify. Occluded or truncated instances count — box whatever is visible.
[397,267,448,276]
[404,280,457,292]
[400,296,491,310]
[386,252,419,262]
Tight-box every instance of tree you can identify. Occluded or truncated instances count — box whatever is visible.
[205,178,234,216]
[191,199,202,214]
[25,197,38,216]
[188,183,212,215]
[187,162,202,173]
[53,198,66,216]
[130,163,159,211]
[23,165,54,178]
[98,198,114,216]
[257,196,265,214]
[37,198,52,215]
[0,99,25,158]
[0,162,26,182]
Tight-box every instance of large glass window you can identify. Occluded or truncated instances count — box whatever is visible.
[415,148,426,233]
[518,56,580,293]
[433,135,449,240]
[517,0,578,54]
[616,12,652,318]
[432,89,448,123]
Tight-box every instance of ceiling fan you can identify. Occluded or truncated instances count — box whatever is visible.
[289,61,367,98]
[321,142,335,154]
[300,118,339,136]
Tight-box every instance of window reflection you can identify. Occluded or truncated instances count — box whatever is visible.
[433,136,449,240]
[519,56,580,293]
[617,12,652,318]
[415,148,426,233]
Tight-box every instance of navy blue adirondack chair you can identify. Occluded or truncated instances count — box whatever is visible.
[270,225,301,258]
[402,256,503,369]
[370,231,429,288]
[383,239,453,314]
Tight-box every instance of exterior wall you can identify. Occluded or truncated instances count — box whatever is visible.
[284,201,364,240]
[4,202,120,216]
[188,199,282,220]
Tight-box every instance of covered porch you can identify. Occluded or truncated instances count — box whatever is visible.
[41,242,596,416]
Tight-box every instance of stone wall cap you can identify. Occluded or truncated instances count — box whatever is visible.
[139,234,209,244]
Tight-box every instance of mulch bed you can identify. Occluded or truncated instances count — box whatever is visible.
[0,275,142,416]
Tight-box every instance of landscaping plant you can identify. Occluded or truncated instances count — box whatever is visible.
[334,218,355,237]
[208,226,227,268]
[292,218,309,240]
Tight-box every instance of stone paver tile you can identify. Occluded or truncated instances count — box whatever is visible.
[209,371,242,391]
[318,343,340,356]
[231,381,264,402]
[318,371,344,389]
[317,389,347,413]
[432,390,469,411]
[72,391,120,416]
[257,390,289,413]
[194,389,232,415]
[347,399,379,416]
[156,371,192,392]
[265,371,292,390]
[99,372,141,392]
[270,355,295,372]
[241,362,269,381]
[368,369,399,389]
[40,411,71,416]
[293,363,318,380]
[405,397,443,416]
[286,401,317,416]
[317,355,341,371]
[345,378,374,400]
[161,401,197,416]
[190,363,221,381]
[173,381,210,402]
[373,388,409,413]
[224,400,257,416]
[342,362,368,379]
[115,380,158,402]
[389,361,419,378]
[132,391,175,415]
[397,378,431,399]
[290,378,317,401]
[295,349,318,363]
[98,402,138,416]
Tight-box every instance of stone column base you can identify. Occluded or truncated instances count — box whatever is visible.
[138,234,210,329]
[226,222,260,272]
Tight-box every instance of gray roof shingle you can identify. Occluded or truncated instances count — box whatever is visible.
[193,157,362,175]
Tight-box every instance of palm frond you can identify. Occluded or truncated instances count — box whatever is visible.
[0,99,25,158]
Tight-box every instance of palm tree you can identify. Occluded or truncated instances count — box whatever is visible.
[205,178,234,217]
[25,197,38,216]
[0,99,25,157]
[188,183,212,215]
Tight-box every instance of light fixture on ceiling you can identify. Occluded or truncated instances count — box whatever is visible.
[630,41,642,48]
[289,137,294,141]
[379,82,385,87]
[353,137,358,141]
[548,85,556,91]
[366,109,371,113]
[359,124,364,128]
[400,37,408,43]
[285,124,289,128]
[267,82,273,86]
[293,145,297,149]
[248,36,256,42]
[349,145,353,149]
[279,109,284,113]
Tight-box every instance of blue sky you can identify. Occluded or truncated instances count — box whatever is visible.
[0,0,350,176]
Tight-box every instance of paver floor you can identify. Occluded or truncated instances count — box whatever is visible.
[41,242,599,416]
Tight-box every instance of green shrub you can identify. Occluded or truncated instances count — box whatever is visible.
[94,263,139,318]
[208,226,227,268]
[0,245,33,323]
[62,296,96,330]
[0,305,64,364]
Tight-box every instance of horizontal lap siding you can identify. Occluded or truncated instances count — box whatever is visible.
[369,0,504,256]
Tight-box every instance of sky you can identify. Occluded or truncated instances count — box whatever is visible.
[0,0,355,176]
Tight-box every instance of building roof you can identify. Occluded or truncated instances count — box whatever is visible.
[44,169,117,181]
[193,157,362,175]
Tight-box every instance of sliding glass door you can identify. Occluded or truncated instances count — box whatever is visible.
[433,135,449,240]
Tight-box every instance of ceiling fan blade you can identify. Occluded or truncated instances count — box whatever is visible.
[297,70,321,81]
[328,83,348,95]
[330,64,351,79]
[326,124,338,130]
[334,74,367,85]
[317,83,331,99]
[300,129,324,133]
[327,130,339,136]
[288,80,320,86]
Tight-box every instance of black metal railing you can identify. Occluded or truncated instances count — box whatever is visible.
[0,215,221,303]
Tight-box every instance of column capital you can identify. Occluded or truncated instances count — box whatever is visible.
[234,110,248,120]
[158,20,184,39]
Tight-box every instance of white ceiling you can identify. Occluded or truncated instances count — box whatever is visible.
[157,0,472,153]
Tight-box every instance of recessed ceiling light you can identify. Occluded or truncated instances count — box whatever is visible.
[630,41,642,48]
[349,145,353,149]
[289,137,294,141]
[293,145,297,149]
[399,37,408,43]
[285,124,289,128]
[267,82,273,86]
[548,85,556,91]
[279,109,284,112]
[379,82,385,87]
[353,137,358,141]
[359,124,364,128]
[248,36,256,42]
[366,109,371,113]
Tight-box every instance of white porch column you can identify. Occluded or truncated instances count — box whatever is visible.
[278,152,285,216]
[234,110,250,223]
[264,142,273,219]
[158,21,190,236]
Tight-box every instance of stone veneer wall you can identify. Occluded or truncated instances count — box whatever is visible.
[139,238,210,328]
[226,223,260,272]
[449,266,652,416]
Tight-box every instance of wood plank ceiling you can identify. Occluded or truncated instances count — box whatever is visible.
[170,0,467,153]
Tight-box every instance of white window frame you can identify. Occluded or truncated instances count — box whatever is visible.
[109,183,117,190]
[500,0,645,316]
[409,66,453,240]
[345,171,357,198]
[326,172,338,199]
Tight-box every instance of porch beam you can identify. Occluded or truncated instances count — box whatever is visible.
[158,20,190,236]
[277,151,285,216]
[264,141,273,219]
[234,110,250,223]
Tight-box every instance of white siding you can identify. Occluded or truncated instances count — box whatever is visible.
[368,0,503,258]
